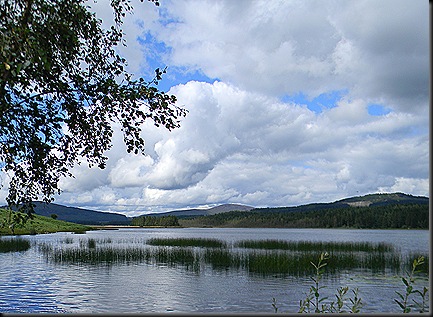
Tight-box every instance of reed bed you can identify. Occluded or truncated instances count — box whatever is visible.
[203,248,244,270]
[61,237,74,244]
[147,237,227,248]
[40,243,200,269]
[42,245,153,265]
[78,237,112,248]
[244,251,402,276]
[37,237,426,277]
[0,237,31,252]
[235,239,394,253]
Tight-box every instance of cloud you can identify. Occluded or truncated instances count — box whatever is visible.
[140,0,428,111]
[49,80,428,215]
[1,0,428,215]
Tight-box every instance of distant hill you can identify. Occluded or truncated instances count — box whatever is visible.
[28,202,130,225]
[3,192,427,226]
[179,193,429,229]
[337,192,428,206]
[143,204,255,218]
[252,192,429,213]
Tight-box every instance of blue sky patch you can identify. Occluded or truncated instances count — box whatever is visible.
[137,33,216,92]
[281,89,348,113]
[367,104,392,116]
[162,66,218,92]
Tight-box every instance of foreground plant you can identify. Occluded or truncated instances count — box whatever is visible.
[300,252,362,313]
[273,252,363,313]
[395,255,429,313]
[0,209,29,235]
[1,0,187,215]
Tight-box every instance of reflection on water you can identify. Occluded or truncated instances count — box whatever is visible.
[0,228,429,313]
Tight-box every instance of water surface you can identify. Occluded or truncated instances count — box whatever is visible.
[0,228,429,313]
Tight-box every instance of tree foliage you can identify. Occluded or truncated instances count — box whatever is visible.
[180,204,429,229]
[131,215,180,227]
[0,0,187,213]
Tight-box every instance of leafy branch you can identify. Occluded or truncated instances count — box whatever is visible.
[395,255,429,313]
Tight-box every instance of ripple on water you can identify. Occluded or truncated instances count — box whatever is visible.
[0,229,429,313]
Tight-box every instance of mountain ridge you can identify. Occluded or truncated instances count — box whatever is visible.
[25,202,130,225]
[144,203,255,218]
[2,192,428,225]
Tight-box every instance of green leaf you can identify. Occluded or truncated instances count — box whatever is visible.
[395,291,405,301]
[394,299,405,310]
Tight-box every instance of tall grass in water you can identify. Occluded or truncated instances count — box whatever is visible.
[40,242,200,270]
[37,237,426,278]
[147,237,227,248]
[203,248,243,270]
[245,251,401,276]
[235,239,394,252]
[43,245,153,265]
[0,237,31,252]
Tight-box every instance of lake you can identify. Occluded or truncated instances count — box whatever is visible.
[0,228,429,313]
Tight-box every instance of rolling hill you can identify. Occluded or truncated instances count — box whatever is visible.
[3,192,428,226]
[179,193,429,229]
[143,203,255,218]
[252,192,429,213]
[28,202,130,225]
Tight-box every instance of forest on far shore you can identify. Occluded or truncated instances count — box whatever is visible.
[176,203,429,229]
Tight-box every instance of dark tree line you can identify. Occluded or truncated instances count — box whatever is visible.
[180,204,429,229]
[131,215,180,227]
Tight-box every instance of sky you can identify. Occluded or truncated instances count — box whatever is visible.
[1,0,430,216]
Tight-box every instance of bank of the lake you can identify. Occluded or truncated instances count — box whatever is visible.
[0,208,90,235]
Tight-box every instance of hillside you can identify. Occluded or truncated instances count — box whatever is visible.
[179,193,429,229]
[143,203,254,218]
[0,208,90,235]
[2,192,427,227]
[252,192,429,213]
[28,202,130,225]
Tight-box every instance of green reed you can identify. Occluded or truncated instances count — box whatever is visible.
[203,248,244,270]
[61,237,74,244]
[245,251,403,276]
[37,237,426,278]
[0,237,31,252]
[78,237,112,248]
[43,245,153,264]
[235,239,394,253]
[147,237,227,248]
[40,243,200,269]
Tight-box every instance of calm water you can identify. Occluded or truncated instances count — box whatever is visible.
[0,228,429,313]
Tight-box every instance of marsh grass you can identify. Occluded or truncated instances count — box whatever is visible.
[147,237,227,248]
[78,237,112,248]
[203,248,244,270]
[0,237,31,252]
[235,239,394,253]
[40,242,200,270]
[37,237,426,278]
[61,237,74,244]
[244,251,402,276]
[43,245,153,265]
